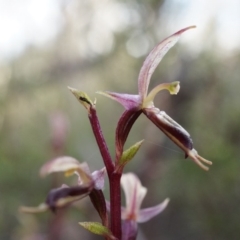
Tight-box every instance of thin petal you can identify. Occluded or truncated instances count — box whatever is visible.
[40,156,92,184]
[138,26,196,99]
[137,198,169,223]
[121,173,147,220]
[97,91,141,110]
[40,156,85,176]
[187,148,212,171]
[91,167,106,190]
[143,81,180,108]
[19,203,49,214]
[122,220,138,240]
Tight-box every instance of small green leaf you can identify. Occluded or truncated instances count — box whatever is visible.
[118,140,144,170]
[68,87,93,112]
[79,222,116,239]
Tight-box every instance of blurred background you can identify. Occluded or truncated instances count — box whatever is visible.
[0,0,240,239]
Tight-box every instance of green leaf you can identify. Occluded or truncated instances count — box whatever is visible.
[68,87,94,112]
[118,140,144,170]
[79,222,116,239]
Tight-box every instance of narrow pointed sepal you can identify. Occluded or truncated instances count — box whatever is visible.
[68,87,94,113]
[97,91,141,110]
[117,140,144,172]
[19,203,49,214]
[138,26,196,99]
[20,184,94,214]
[79,222,117,239]
[115,109,142,161]
[143,108,212,170]
[186,148,212,171]
[89,189,108,227]
[137,198,169,223]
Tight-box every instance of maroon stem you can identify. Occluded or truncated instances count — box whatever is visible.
[88,106,122,239]
[88,107,114,175]
[109,172,122,239]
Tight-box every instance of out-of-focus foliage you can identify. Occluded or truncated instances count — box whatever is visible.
[0,0,240,239]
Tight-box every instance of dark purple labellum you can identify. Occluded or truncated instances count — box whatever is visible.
[143,108,193,156]
[46,185,92,212]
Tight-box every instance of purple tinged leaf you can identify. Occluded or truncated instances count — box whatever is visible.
[138,26,196,99]
[137,198,169,223]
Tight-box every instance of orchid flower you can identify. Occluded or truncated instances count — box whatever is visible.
[121,173,169,223]
[107,173,169,239]
[98,26,212,171]
[20,156,106,214]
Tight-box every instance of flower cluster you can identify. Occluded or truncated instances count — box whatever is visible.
[21,26,211,240]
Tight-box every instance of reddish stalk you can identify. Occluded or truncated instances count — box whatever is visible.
[88,106,122,239]
[109,172,122,239]
[88,106,114,175]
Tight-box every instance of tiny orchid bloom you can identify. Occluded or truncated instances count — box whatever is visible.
[20,156,106,213]
[106,173,169,240]
[40,156,106,190]
[98,26,212,170]
[121,173,169,223]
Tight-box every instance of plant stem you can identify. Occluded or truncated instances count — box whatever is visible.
[88,106,122,239]
[88,106,114,175]
[109,172,122,239]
